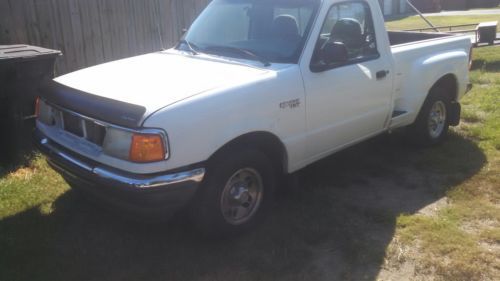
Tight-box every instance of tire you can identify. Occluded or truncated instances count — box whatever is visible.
[408,86,452,146]
[191,148,275,236]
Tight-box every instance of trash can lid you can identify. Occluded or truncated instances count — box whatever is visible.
[0,45,61,63]
[477,21,498,28]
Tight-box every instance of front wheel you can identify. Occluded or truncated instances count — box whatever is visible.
[408,88,451,146]
[191,149,275,236]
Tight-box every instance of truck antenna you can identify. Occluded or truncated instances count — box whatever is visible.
[158,23,165,51]
[406,0,439,32]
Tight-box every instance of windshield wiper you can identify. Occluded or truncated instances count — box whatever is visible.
[177,39,199,55]
[203,45,271,67]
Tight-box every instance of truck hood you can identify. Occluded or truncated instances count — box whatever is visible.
[46,52,271,127]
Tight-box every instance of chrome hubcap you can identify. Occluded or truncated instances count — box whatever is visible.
[220,168,263,225]
[428,101,447,139]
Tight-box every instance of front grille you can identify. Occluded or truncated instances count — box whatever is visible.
[84,119,106,145]
[62,111,83,136]
[52,107,107,146]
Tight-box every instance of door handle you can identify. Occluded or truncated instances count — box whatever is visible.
[376,70,389,80]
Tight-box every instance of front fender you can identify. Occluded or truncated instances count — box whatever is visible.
[143,65,306,173]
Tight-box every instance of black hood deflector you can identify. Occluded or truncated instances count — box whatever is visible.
[40,81,147,128]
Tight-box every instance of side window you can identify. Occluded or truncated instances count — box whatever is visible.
[311,1,379,70]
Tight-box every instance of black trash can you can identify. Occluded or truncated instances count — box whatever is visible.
[477,22,498,45]
[0,45,61,163]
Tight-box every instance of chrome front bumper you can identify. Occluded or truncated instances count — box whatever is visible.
[34,129,205,215]
[37,135,205,189]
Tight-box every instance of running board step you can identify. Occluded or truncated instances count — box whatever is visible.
[392,110,407,118]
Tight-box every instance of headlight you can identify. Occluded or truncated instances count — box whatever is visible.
[102,127,168,163]
[36,99,168,163]
[102,127,133,160]
[35,97,40,116]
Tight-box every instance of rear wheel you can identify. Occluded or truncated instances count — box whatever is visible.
[408,87,451,146]
[191,149,275,236]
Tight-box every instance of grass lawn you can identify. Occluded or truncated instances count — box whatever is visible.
[386,14,500,30]
[1,18,499,281]
[387,46,500,280]
[470,4,500,10]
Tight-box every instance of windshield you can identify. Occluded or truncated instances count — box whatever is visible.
[181,0,320,64]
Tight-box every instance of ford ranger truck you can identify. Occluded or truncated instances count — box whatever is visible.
[35,0,473,234]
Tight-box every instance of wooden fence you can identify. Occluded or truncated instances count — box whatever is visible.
[0,0,211,74]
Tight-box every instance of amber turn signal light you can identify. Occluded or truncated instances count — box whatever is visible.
[129,133,166,163]
[35,97,40,117]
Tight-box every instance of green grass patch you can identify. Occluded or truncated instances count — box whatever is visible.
[480,228,500,244]
[471,46,500,73]
[392,45,500,280]
[0,156,68,219]
[396,214,494,281]
[386,15,500,30]
[397,214,475,255]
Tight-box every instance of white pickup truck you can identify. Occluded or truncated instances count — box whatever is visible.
[35,0,472,234]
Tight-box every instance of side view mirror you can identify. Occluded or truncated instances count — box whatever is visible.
[321,41,348,65]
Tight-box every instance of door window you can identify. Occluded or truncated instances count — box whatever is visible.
[311,1,379,69]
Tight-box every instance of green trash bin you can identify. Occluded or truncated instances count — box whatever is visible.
[0,45,61,163]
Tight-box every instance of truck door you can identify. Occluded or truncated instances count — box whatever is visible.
[300,0,393,160]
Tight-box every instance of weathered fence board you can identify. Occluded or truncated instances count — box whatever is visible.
[0,0,210,74]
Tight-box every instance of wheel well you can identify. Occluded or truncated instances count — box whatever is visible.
[430,74,458,101]
[208,132,288,175]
